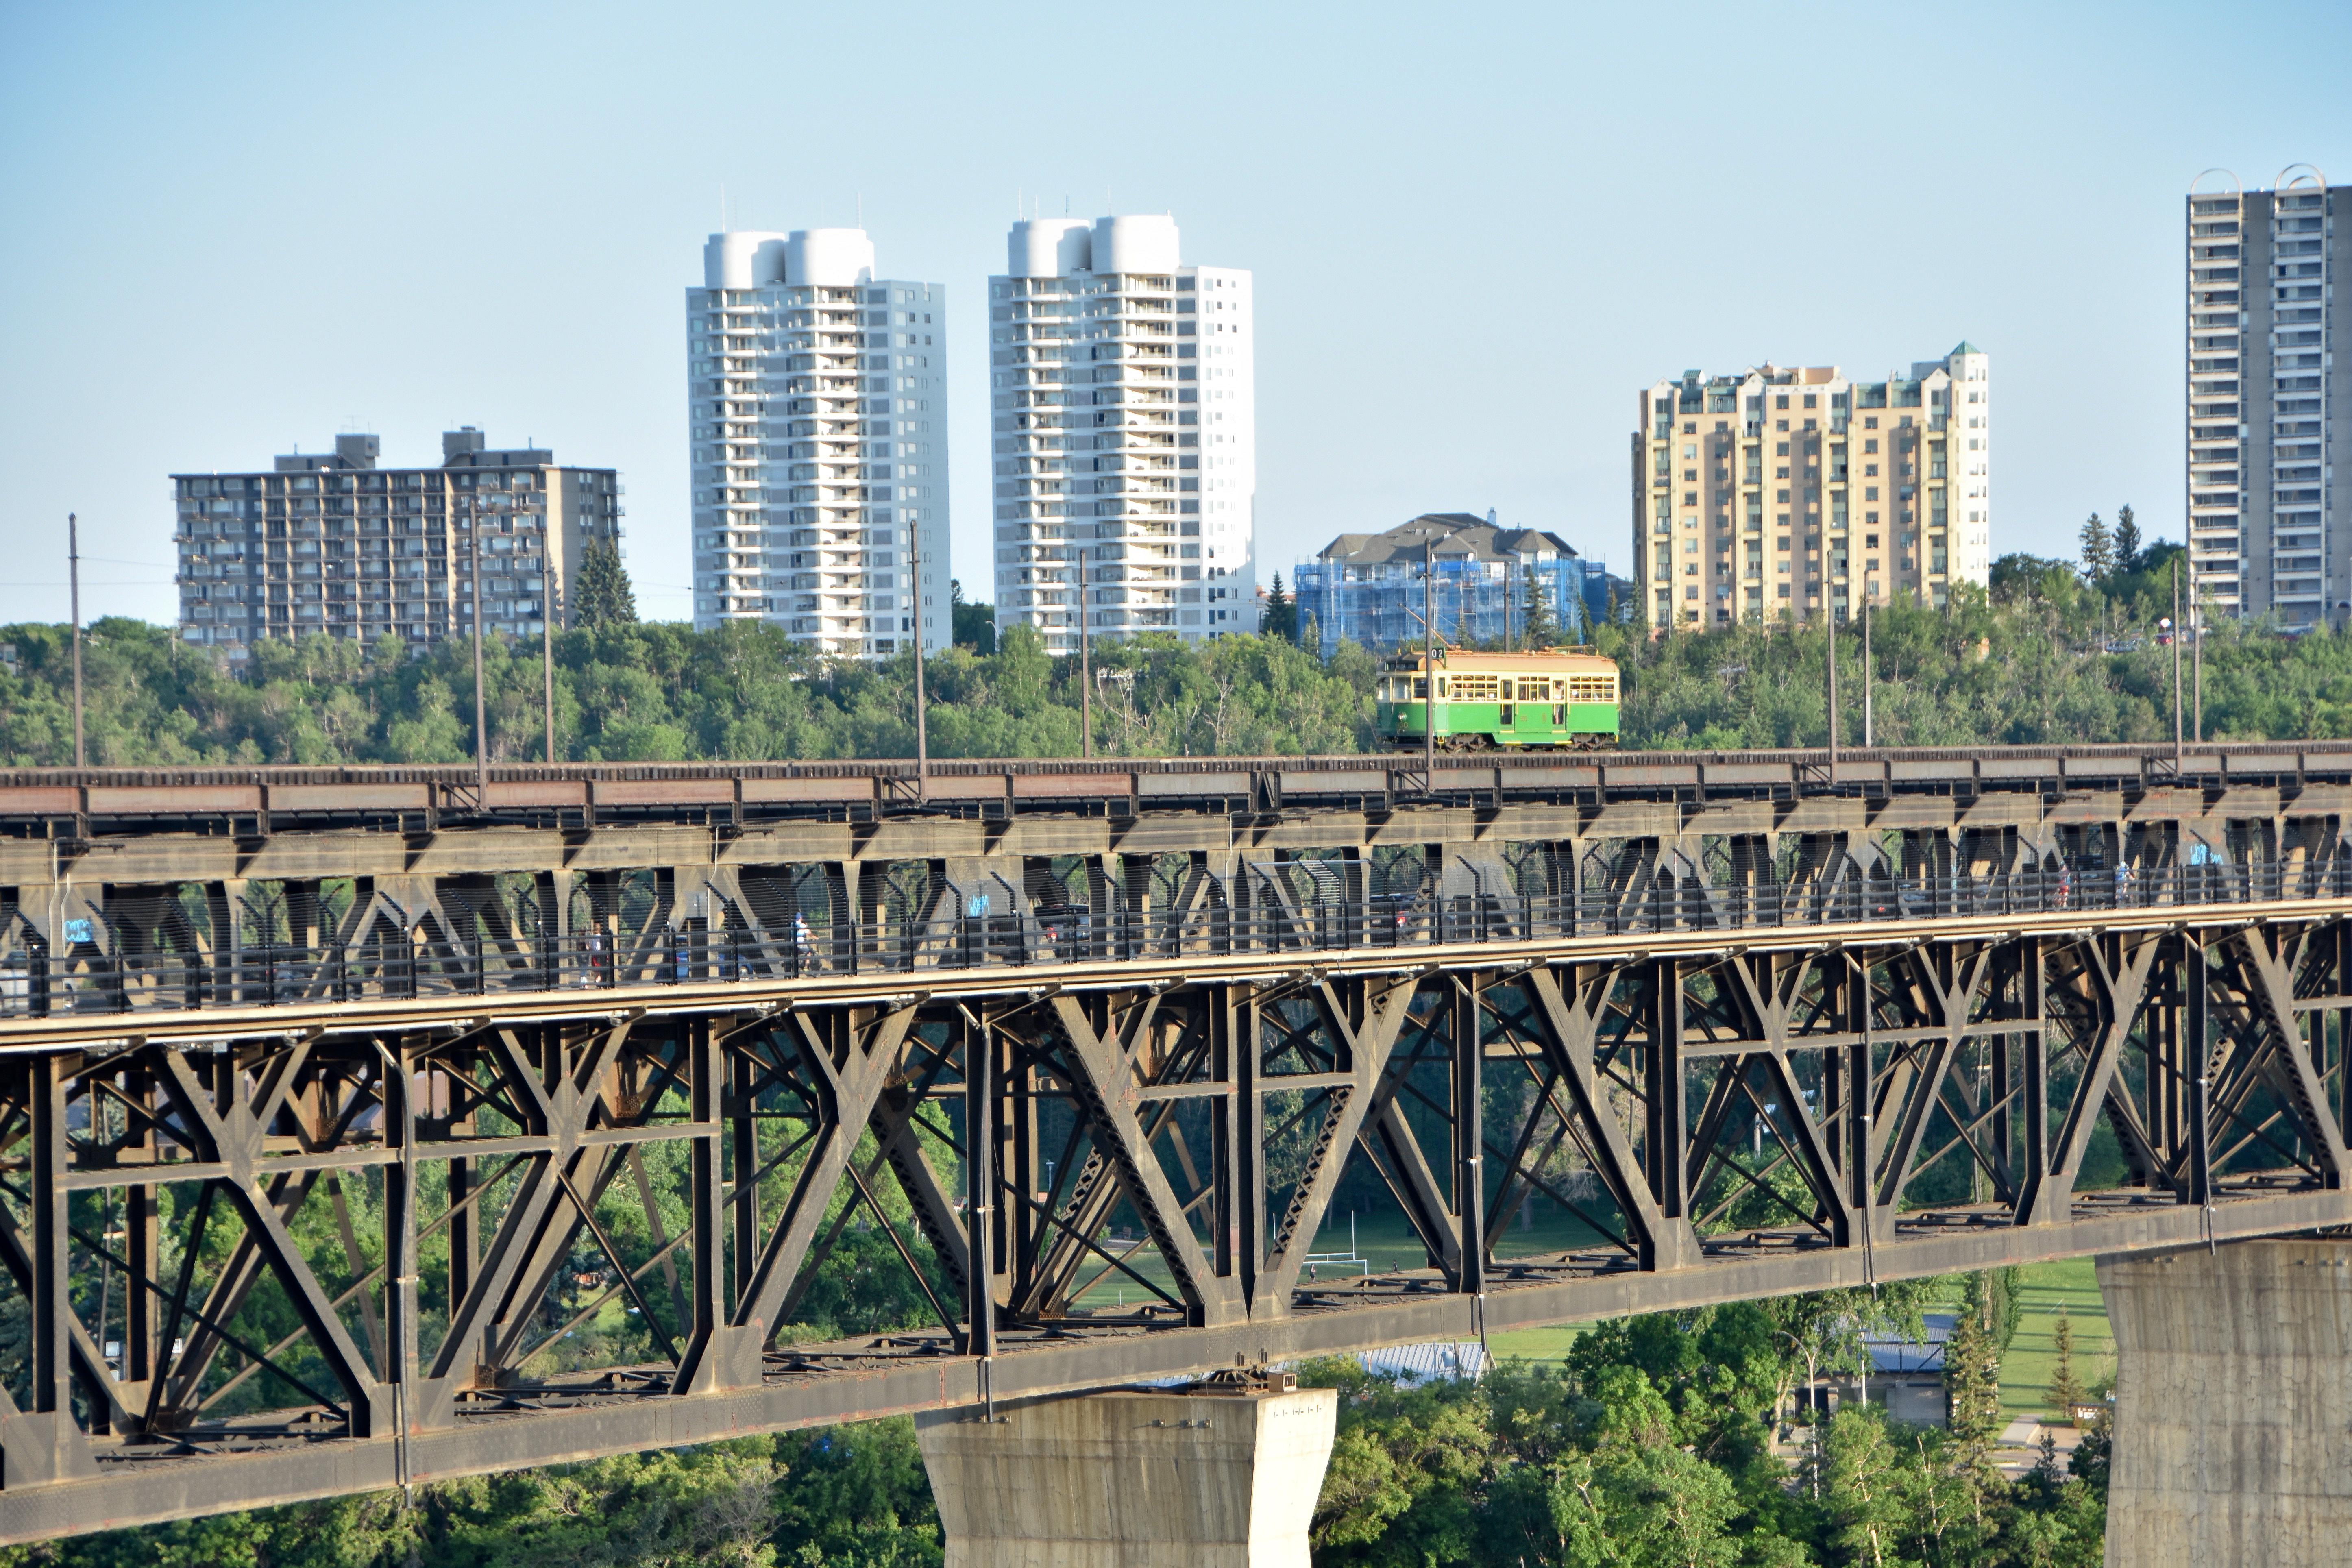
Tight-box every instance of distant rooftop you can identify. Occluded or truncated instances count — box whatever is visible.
[1315,514,1582,569]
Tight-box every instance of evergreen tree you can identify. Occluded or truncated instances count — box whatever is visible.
[1945,1273,2004,1446]
[1262,572,1298,642]
[1521,568,1560,648]
[2049,1300,2088,1420]
[573,543,638,629]
[2079,513,2116,583]
[2112,505,2142,575]
[950,578,996,654]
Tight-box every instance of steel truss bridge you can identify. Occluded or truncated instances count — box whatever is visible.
[0,743,2346,1541]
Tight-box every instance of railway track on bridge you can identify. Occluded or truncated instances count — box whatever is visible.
[0,741,2345,1540]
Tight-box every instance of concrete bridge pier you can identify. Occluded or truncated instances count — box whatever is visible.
[2099,1239,2352,1567]
[914,1383,1338,1568]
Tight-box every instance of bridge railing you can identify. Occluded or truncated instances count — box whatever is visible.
[0,858,2339,1019]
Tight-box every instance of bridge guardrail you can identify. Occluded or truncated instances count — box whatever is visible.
[1,858,2341,1021]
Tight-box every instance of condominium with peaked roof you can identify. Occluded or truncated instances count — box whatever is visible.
[1631,347,1992,628]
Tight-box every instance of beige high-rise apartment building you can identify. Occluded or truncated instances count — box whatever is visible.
[1630,347,1992,628]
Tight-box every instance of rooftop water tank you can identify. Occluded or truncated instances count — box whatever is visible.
[703,231,790,289]
[1091,214,1180,275]
[1008,218,1092,277]
[787,228,876,286]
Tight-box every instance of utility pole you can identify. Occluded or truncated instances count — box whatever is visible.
[2193,603,2203,742]
[1862,602,1873,749]
[543,559,559,765]
[912,533,929,802]
[2171,562,2184,769]
[1425,536,1438,781]
[1825,599,1839,788]
[68,514,85,769]
[1077,545,1091,762]
[467,495,489,802]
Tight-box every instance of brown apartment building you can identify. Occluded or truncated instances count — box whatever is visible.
[173,429,623,660]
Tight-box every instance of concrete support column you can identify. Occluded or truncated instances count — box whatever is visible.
[915,1386,1337,1568]
[2099,1239,2352,1567]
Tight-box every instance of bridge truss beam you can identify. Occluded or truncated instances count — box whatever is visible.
[0,898,2343,1541]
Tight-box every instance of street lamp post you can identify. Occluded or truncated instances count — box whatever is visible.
[1825,599,1839,788]
[68,513,85,769]
[1396,522,1460,785]
[1077,544,1091,762]
[1424,536,1437,780]
[464,497,489,803]
[543,554,558,765]
[2171,561,2183,770]
[911,533,928,802]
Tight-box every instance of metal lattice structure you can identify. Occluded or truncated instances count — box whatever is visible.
[0,744,2345,1540]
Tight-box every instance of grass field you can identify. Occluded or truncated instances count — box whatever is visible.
[1995,1258,2114,1421]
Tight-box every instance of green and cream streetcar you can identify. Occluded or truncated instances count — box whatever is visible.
[1376,649,1621,751]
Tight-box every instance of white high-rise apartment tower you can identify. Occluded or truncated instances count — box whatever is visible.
[2183,168,2346,627]
[688,229,948,657]
[990,214,1255,651]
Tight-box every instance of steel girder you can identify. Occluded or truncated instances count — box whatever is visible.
[0,909,2340,1541]
[0,791,2348,1539]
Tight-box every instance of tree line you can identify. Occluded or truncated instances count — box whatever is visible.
[1,1269,2107,1568]
[7,549,2347,770]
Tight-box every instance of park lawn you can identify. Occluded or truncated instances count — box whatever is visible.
[1996,1257,2115,1422]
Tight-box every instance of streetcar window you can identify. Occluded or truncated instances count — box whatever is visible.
[1413,678,1428,699]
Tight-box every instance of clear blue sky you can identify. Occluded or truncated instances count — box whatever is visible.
[2,1,2345,627]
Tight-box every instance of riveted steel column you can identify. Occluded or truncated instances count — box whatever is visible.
[1645,958,1686,1224]
[2021,935,2052,1224]
[2186,942,2213,1212]
[964,1010,997,1382]
[1453,977,1486,1316]
[28,1055,70,1418]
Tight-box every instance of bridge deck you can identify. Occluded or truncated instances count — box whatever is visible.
[0,738,2346,832]
[0,743,2345,1541]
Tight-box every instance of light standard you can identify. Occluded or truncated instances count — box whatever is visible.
[457,486,556,795]
[68,513,85,768]
[1394,522,1462,784]
[1077,543,1091,762]
[460,494,491,802]
[910,530,928,802]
